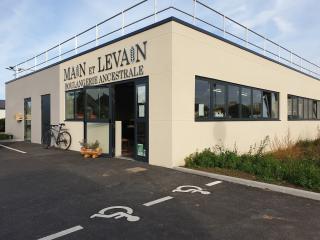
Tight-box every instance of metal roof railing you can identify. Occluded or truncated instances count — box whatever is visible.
[9,0,320,80]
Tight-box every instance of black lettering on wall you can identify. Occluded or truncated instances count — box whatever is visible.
[136,41,147,62]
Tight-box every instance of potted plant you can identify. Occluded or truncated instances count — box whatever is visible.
[79,140,88,155]
[79,140,102,158]
[89,140,102,158]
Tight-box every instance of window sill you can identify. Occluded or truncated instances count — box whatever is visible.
[195,118,281,122]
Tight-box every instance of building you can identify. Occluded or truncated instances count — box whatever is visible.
[5,2,320,168]
[0,100,5,119]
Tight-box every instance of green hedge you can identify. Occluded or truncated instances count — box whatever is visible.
[0,133,13,140]
[185,148,320,192]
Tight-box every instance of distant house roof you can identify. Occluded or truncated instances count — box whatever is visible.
[0,100,5,110]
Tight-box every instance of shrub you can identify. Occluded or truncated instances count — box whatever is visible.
[185,137,320,192]
[0,133,13,140]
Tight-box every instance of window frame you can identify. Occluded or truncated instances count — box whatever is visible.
[85,86,110,123]
[195,76,280,122]
[195,78,211,120]
[65,89,85,121]
[287,94,320,121]
[65,91,75,121]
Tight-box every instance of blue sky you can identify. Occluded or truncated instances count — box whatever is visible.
[0,0,319,100]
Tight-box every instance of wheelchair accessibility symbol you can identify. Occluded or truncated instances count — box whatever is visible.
[90,206,140,222]
[172,185,210,195]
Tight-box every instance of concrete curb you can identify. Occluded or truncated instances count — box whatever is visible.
[173,166,320,201]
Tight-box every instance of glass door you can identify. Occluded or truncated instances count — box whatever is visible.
[135,79,148,162]
[24,98,31,141]
[84,86,112,156]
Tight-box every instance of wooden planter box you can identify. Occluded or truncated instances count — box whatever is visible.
[80,147,102,158]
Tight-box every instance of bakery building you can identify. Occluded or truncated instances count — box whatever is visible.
[5,4,320,168]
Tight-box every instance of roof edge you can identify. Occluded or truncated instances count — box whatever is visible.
[6,16,319,85]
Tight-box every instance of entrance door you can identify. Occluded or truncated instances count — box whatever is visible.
[134,79,148,162]
[41,94,51,143]
[84,86,112,156]
[24,98,31,141]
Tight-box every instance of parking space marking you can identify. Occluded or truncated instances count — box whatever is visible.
[90,206,140,222]
[38,225,83,240]
[206,181,222,186]
[0,144,26,154]
[173,185,210,195]
[143,196,174,207]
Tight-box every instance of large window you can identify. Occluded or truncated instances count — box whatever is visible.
[228,85,240,118]
[65,89,84,120]
[262,91,271,118]
[195,80,210,120]
[288,94,320,120]
[195,77,279,121]
[292,96,298,119]
[66,88,107,121]
[241,87,251,118]
[271,92,279,119]
[287,95,292,118]
[86,87,110,121]
[75,90,84,120]
[65,92,75,120]
[303,98,308,120]
[212,83,226,118]
[312,100,317,119]
[252,89,262,119]
[298,97,303,119]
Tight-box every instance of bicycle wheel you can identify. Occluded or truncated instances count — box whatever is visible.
[42,131,51,149]
[58,131,72,150]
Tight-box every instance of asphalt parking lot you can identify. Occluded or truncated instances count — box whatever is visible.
[0,142,319,240]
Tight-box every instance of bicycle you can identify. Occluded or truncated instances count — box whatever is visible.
[42,123,72,150]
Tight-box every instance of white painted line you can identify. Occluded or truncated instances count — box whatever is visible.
[143,196,174,207]
[38,225,83,240]
[206,181,222,186]
[174,167,320,201]
[0,144,26,154]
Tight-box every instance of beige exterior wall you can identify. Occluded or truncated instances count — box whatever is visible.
[5,66,60,142]
[170,21,320,167]
[57,22,173,167]
[5,20,320,168]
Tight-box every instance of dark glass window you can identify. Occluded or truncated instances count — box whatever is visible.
[86,87,109,121]
[292,96,298,119]
[303,98,308,120]
[212,83,226,118]
[228,85,240,118]
[195,80,210,120]
[308,99,313,119]
[75,90,84,120]
[262,91,272,118]
[252,89,262,119]
[65,92,74,120]
[137,122,147,157]
[195,77,279,121]
[313,100,317,119]
[288,95,292,119]
[288,95,320,121]
[86,88,99,121]
[99,88,109,120]
[298,97,303,119]
[241,87,252,118]
[271,92,279,119]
